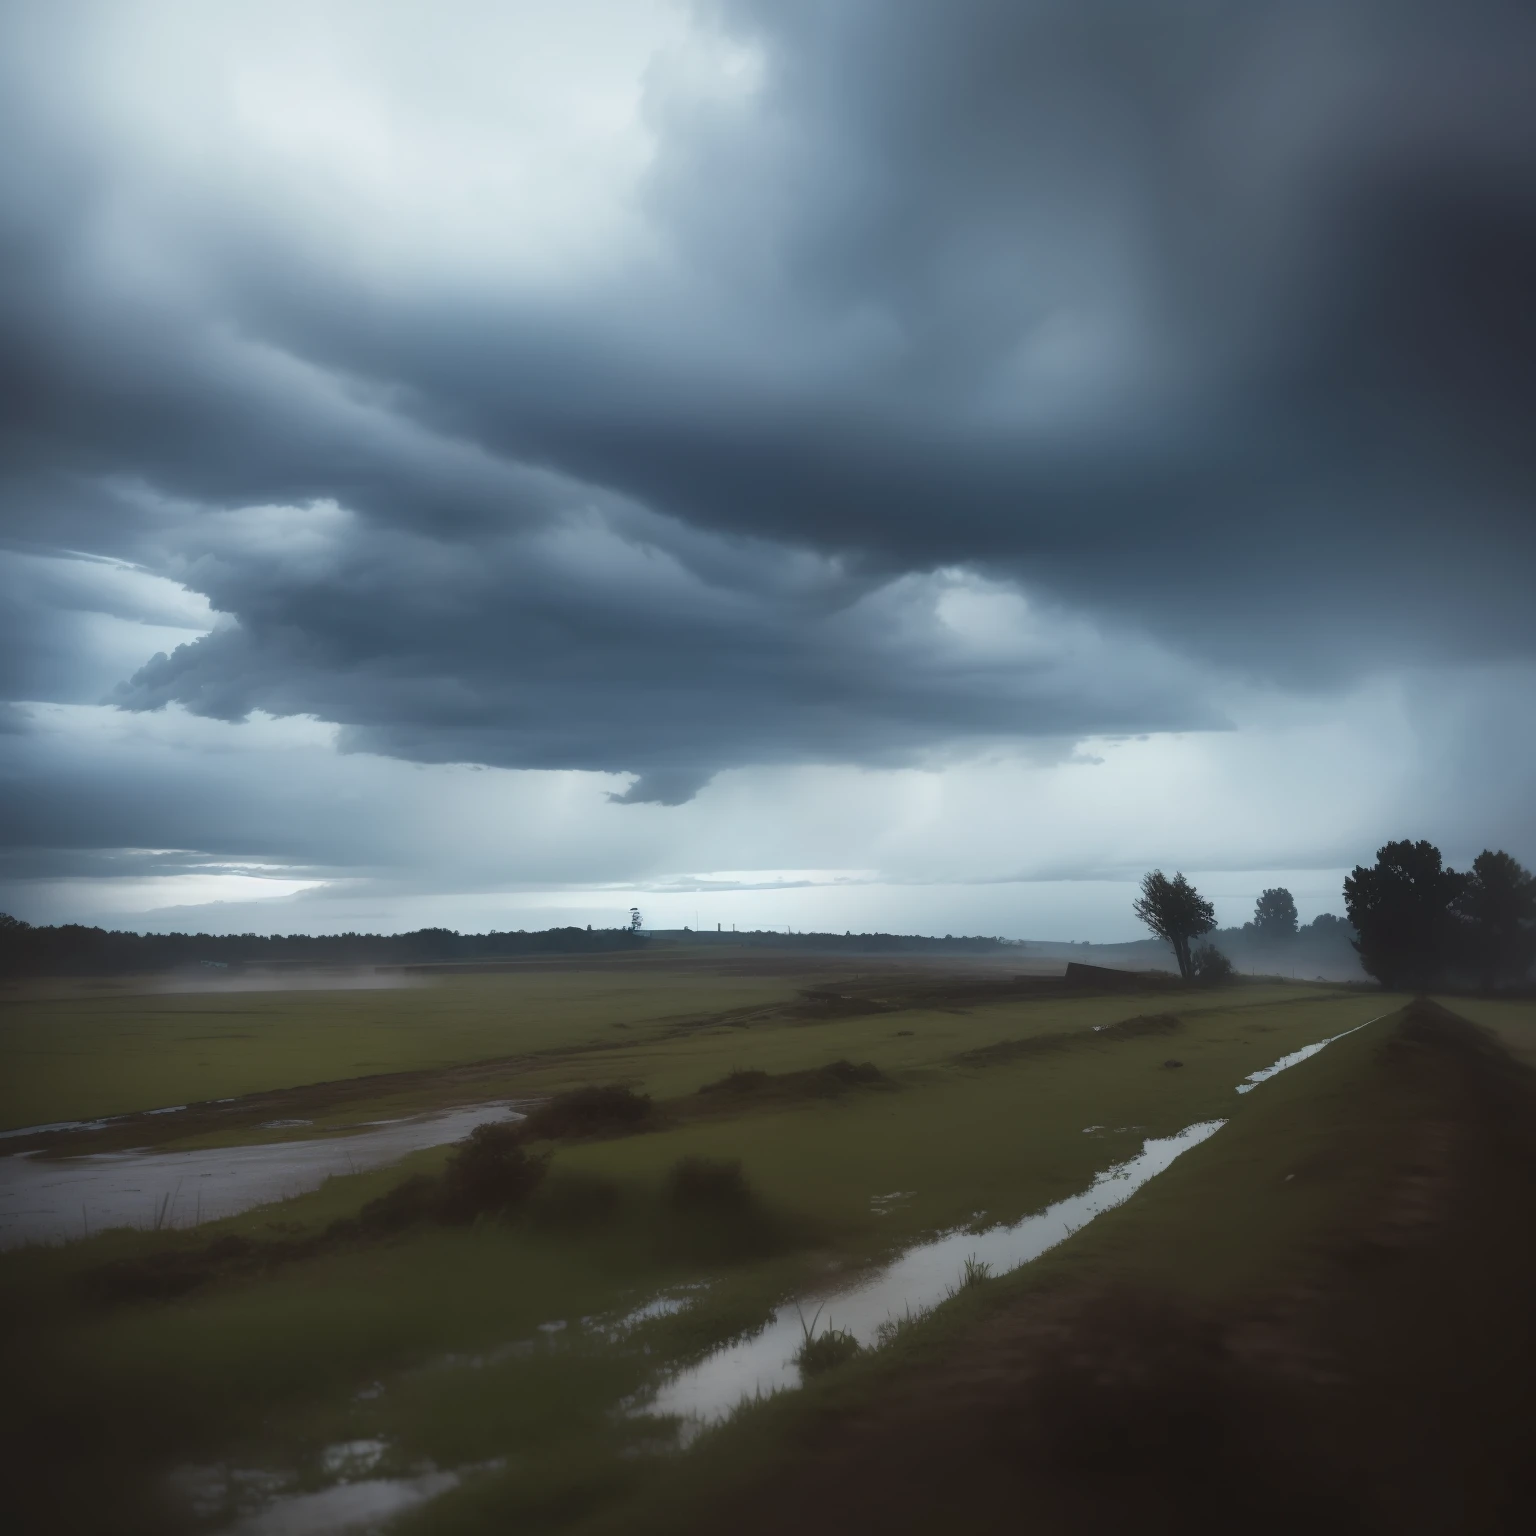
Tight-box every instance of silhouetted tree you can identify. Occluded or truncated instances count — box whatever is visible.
[1250,887,1299,943]
[1302,913,1353,939]
[1343,840,1467,991]
[1133,871,1216,982]
[1459,850,1536,991]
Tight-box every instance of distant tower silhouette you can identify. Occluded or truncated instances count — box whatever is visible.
[629,907,643,932]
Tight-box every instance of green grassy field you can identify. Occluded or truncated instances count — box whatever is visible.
[0,958,1403,1535]
[593,994,1536,1536]
[0,962,822,1131]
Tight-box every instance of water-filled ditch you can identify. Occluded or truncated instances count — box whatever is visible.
[642,1118,1225,1430]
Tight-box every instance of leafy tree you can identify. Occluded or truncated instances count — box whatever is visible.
[1302,913,1352,938]
[1343,840,1467,991]
[1250,887,1298,942]
[1459,850,1536,991]
[1133,870,1216,982]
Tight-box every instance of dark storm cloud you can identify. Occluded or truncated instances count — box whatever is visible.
[3,0,1535,804]
[115,499,1214,802]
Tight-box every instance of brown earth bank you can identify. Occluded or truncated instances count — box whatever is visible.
[647,1000,1536,1536]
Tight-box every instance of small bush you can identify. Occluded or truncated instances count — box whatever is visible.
[810,1059,885,1095]
[521,1084,652,1141]
[697,1068,772,1096]
[1096,1011,1180,1040]
[439,1123,547,1223]
[665,1155,755,1212]
[697,1061,887,1101]
[527,1168,624,1231]
[358,1173,441,1233]
[1191,944,1235,985]
[87,1252,214,1305]
[659,1156,800,1262]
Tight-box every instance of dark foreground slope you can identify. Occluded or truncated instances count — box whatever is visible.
[603,1000,1536,1536]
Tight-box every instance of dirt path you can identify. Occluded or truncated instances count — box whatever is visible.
[653,1001,1536,1536]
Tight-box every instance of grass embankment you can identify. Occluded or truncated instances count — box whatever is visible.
[1434,993,1536,1069]
[587,998,1536,1536]
[0,978,1389,1534]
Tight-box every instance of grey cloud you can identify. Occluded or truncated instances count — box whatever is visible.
[188,1,1536,674]
[112,501,1218,791]
[2,0,1535,813]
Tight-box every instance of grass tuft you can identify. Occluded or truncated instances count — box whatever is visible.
[794,1305,863,1377]
[873,1304,928,1347]
[945,1252,992,1297]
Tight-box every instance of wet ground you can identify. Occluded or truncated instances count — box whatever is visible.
[0,1102,522,1247]
[655,1001,1536,1536]
[646,1120,1224,1428]
[158,1026,1371,1534]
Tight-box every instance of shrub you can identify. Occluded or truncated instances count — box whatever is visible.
[659,1155,799,1262]
[358,1173,441,1233]
[527,1168,624,1231]
[1190,944,1235,985]
[697,1068,771,1096]
[696,1061,887,1100]
[521,1084,652,1141]
[439,1123,547,1222]
[810,1059,885,1095]
[665,1155,755,1212]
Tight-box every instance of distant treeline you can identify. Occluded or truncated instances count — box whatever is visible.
[0,917,648,979]
[649,928,1011,954]
[1210,912,1358,963]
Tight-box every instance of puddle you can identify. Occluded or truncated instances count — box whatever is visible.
[0,1103,523,1248]
[421,1293,702,1378]
[0,1118,111,1141]
[584,1293,694,1343]
[319,1440,387,1480]
[642,1119,1226,1431]
[174,1447,469,1535]
[222,1471,460,1536]
[135,967,427,996]
[1235,1018,1381,1094]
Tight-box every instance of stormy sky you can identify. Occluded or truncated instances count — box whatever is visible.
[2,0,1533,940]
